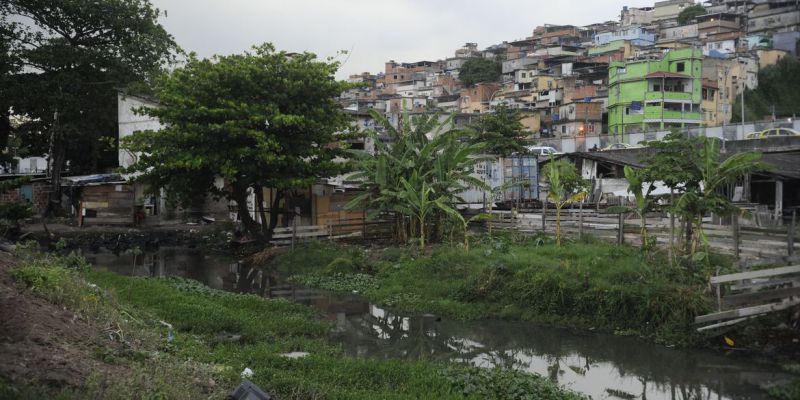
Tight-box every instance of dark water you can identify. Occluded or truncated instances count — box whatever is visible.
[88,247,792,400]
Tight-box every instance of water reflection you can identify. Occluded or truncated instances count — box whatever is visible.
[89,247,789,400]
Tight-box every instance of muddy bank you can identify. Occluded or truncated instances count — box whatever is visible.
[0,252,128,391]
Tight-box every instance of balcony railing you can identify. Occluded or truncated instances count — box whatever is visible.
[644,91,694,101]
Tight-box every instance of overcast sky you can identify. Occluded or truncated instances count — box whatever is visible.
[150,0,659,79]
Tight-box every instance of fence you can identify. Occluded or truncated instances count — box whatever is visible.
[695,261,800,331]
[489,207,800,262]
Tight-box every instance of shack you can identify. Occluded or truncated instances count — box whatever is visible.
[63,174,137,227]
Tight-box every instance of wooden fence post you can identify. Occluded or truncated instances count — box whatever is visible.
[715,266,722,312]
[578,200,584,239]
[733,213,740,260]
[542,200,547,232]
[789,209,796,257]
[617,212,624,245]
[363,208,367,240]
[291,207,299,250]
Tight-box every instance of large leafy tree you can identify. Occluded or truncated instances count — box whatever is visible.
[470,103,527,156]
[1,0,177,215]
[123,44,353,241]
[458,57,501,86]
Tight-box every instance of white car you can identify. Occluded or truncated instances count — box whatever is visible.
[525,146,561,156]
[600,143,643,151]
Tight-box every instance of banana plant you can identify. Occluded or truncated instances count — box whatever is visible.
[543,157,587,246]
[675,138,766,262]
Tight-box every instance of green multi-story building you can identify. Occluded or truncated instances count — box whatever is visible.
[608,47,703,137]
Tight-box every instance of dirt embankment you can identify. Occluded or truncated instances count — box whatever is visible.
[0,252,128,391]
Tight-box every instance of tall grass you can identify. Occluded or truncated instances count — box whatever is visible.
[273,236,716,344]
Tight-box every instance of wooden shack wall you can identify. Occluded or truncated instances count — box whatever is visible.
[79,184,135,226]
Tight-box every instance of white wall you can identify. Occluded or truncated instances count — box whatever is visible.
[117,93,163,169]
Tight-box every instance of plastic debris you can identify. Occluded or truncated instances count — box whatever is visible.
[241,367,254,379]
[279,352,309,359]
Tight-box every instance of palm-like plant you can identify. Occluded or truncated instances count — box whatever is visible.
[675,138,766,259]
[623,165,655,250]
[347,110,490,249]
[542,158,586,246]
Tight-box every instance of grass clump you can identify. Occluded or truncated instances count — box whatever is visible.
[440,365,585,400]
[273,236,718,344]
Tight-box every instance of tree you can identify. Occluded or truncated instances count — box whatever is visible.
[733,57,800,122]
[347,110,490,248]
[1,0,177,215]
[674,138,765,260]
[470,104,527,156]
[123,44,353,241]
[542,158,586,246]
[458,58,501,86]
[643,133,765,260]
[677,4,706,25]
[642,130,704,252]
[615,166,655,251]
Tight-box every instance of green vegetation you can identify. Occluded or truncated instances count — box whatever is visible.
[677,4,706,25]
[643,133,765,261]
[769,364,800,400]
[469,103,527,156]
[542,158,587,246]
[348,110,490,248]
[279,238,721,344]
[122,43,353,241]
[1,0,177,214]
[459,58,502,86]
[7,248,583,399]
[734,57,800,122]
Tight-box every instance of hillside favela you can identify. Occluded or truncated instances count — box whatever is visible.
[2,0,800,399]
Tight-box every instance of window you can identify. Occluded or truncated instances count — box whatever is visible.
[654,84,661,92]
[676,62,685,72]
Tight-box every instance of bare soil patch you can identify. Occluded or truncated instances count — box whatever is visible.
[0,252,127,391]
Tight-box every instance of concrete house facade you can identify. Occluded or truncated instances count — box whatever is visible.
[608,47,703,136]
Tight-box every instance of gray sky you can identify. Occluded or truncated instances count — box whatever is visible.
[151,0,658,79]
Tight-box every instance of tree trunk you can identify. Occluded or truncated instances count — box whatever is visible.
[232,184,263,240]
[418,215,425,250]
[641,213,647,250]
[0,111,10,152]
[44,142,66,218]
[254,185,267,233]
[555,204,562,246]
[265,189,284,242]
[684,216,693,254]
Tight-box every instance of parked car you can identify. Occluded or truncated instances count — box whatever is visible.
[525,146,561,156]
[744,128,800,139]
[600,143,642,151]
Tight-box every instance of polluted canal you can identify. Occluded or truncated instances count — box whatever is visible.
[88,247,790,400]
